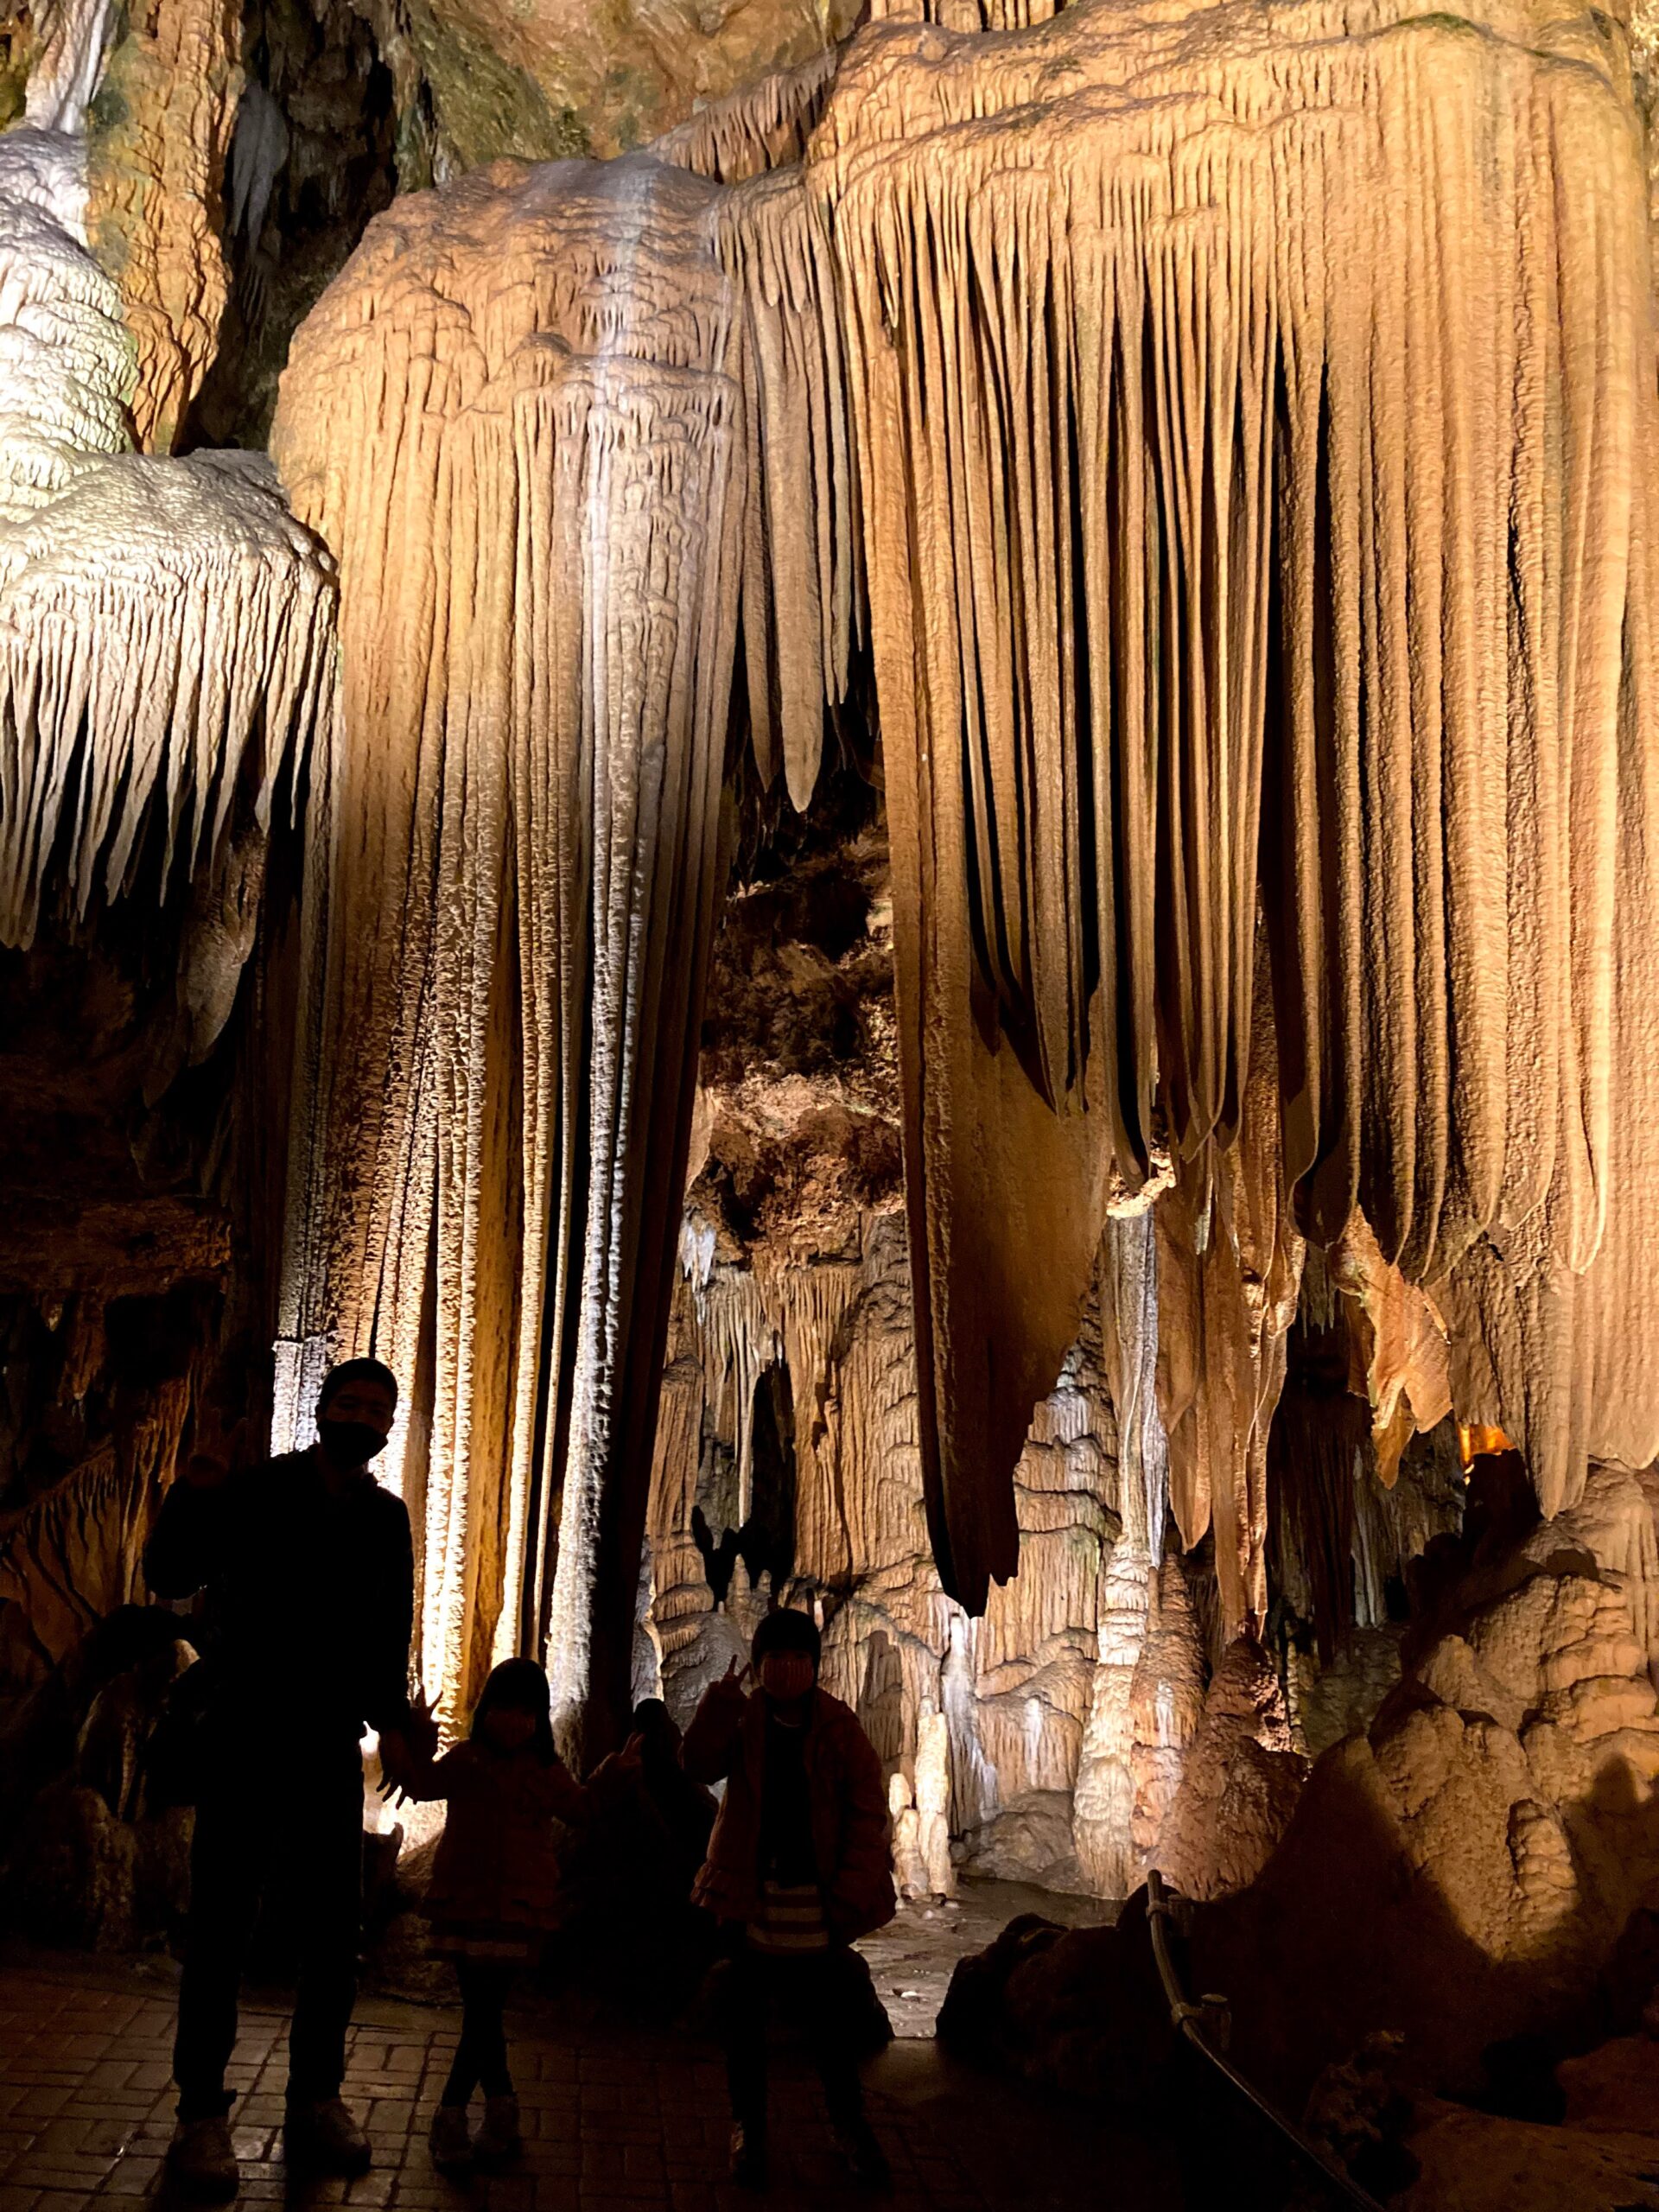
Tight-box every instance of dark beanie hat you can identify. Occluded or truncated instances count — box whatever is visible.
[751,1605,821,1669]
[317,1357,399,1414]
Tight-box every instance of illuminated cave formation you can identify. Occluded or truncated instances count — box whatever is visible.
[262,0,1659,1735]
[3,0,1659,2171]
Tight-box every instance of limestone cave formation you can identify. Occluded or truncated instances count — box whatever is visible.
[6,0,1659,2195]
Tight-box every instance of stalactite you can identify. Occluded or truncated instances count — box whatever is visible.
[810,0,1659,1606]
[1154,973,1303,1631]
[865,0,1064,32]
[1329,1213,1452,1487]
[251,0,1659,1752]
[270,155,746,1756]
[0,122,336,953]
[22,0,111,131]
[712,166,861,810]
[651,49,840,187]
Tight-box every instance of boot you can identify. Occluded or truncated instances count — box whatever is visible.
[428,2103,473,2174]
[166,2117,238,2199]
[474,2093,522,2164]
[284,2095,373,2175]
[728,2121,769,2188]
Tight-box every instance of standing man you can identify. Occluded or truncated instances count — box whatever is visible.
[144,1358,431,2197]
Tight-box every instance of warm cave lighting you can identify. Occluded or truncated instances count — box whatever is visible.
[1457,1422,1514,1468]
[7,0,1659,2201]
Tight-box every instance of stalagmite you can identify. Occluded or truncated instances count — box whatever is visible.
[1127,1553,1206,1866]
[270,156,746,1755]
[1074,1211,1166,1892]
[1154,979,1303,1630]
[1154,1633,1308,1901]
[914,1700,955,1895]
[809,0,1659,1605]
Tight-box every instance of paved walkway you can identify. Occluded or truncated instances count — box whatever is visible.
[0,1949,1178,2212]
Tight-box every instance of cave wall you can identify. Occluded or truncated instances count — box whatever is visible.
[639,797,1471,1897]
[1,0,1656,1980]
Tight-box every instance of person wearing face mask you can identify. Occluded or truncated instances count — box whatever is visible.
[683,1606,896,2191]
[143,1357,429,2197]
[390,1658,640,2174]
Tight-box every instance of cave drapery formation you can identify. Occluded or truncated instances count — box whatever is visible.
[269,157,748,1753]
[260,0,1659,1746]
[4,0,1659,1801]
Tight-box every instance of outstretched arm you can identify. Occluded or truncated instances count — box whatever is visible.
[540,1736,645,1826]
[379,1689,442,1800]
[681,1660,750,1783]
[389,1733,461,1805]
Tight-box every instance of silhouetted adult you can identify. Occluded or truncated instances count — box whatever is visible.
[143,1358,431,2197]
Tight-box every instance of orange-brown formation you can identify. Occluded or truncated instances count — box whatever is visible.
[264,0,1659,1728]
[270,156,747,1754]
[84,0,240,450]
[651,49,840,187]
[713,166,860,810]
[810,0,1659,1613]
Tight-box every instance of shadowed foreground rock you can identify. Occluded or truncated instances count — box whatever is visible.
[942,1464,1659,2120]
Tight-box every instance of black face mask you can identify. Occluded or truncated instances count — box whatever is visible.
[317,1418,389,1470]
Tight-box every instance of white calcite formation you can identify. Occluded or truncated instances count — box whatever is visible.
[0,118,336,955]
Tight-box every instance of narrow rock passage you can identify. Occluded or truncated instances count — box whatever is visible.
[0,1946,1178,2211]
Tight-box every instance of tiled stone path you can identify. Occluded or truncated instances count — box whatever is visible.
[0,1951,1177,2212]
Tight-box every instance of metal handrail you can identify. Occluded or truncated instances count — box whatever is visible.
[1144,1870,1387,2212]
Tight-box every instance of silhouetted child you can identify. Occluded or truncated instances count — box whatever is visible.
[397,1658,636,2174]
[683,1608,896,2190]
[559,1696,719,2004]
[630,1698,717,1890]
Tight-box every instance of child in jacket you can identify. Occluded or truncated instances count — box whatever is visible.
[683,1606,895,2190]
[397,1658,636,2173]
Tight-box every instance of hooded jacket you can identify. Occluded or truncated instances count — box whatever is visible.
[683,1681,896,1942]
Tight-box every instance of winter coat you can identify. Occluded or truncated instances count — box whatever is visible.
[143,1452,413,1751]
[683,1684,895,1943]
[406,1740,588,1933]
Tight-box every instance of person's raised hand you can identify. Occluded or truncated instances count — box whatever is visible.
[404,1689,439,1763]
[709,1656,750,1709]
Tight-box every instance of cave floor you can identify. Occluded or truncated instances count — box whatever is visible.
[0,1936,1178,2212]
[857,1880,1116,2039]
